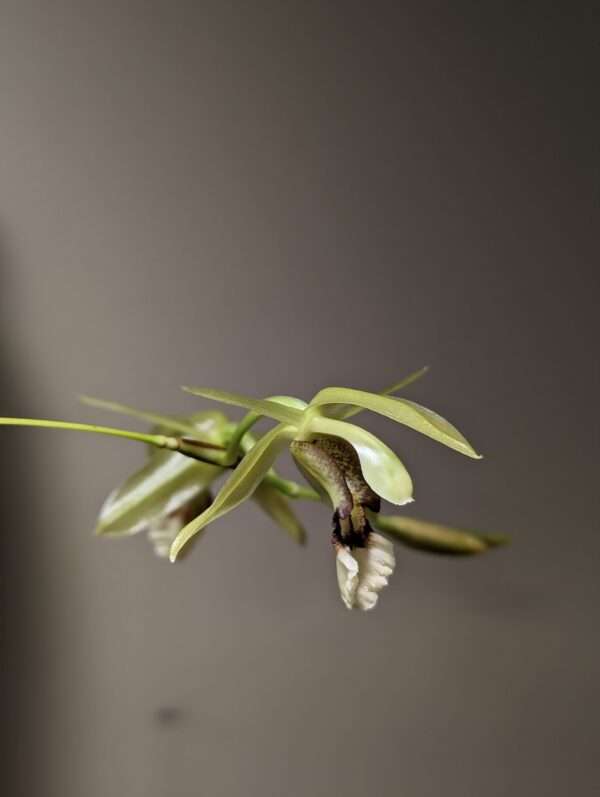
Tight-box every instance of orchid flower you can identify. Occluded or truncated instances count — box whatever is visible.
[91,407,226,558]
[0,366,505,611]
[0,400,314,560]
[170,372,481,608]
[80,398,313,555]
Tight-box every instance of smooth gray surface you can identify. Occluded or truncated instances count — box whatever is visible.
[1,3,598,795]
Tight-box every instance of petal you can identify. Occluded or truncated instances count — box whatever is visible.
[373,514,508,555]
[308,416,413,506]
[239,432,321,501]
[266,395,308,412]
[95,452,220,535]
[335,533,396,610]
[147,488,212,559]
[353,533,396,610]
[289,440,354,516]
[169,424,296,560]
[181,387,303,426]
[334,366,430,420]
[252,482,307,545]
[335,546,360,609]
[147,516,184,559]
[80,395,197,436]
[187,411,232,441]
[310,388,481,458]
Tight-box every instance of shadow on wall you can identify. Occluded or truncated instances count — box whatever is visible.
[0,231,50,793]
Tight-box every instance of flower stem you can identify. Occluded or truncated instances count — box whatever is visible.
[223,411,260,463]
[0,417,178,451]
[264,474,321,501]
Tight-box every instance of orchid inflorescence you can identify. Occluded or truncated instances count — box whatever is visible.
[0,367,506,610]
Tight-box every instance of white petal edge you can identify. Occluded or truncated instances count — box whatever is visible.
[335,532,396,610]
[336,546,360,608]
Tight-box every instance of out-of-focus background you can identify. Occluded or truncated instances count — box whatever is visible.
[1,3,598,795]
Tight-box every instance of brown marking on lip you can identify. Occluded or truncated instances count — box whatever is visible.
[293,437,380,548]
[314,437,380,512]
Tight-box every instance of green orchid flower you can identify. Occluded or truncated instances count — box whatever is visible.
[91,407,225,558]
[0,366,505,611]
[170,374,481,607]
[81,397,312,556]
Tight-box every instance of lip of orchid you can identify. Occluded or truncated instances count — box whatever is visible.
[336,533,396,610]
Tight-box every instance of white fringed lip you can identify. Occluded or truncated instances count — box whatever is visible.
[335,532,396,610]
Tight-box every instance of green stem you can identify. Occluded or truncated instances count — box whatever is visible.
[263,474,321,501]
[0,417,178,450]
[223,411,260,464]
[176,437,230,465]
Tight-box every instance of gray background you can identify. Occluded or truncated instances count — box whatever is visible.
[1,3,598,795]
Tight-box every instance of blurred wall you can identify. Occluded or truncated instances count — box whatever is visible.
[1,3,598,796]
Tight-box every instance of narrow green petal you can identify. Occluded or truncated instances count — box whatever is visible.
[182,387,303,426]
[169,424,296,560]
[377,366,431,397]
[266,395,308,412]
[372,513,508,555]
[80,396,230,452]
[310,388,481,459]
[80,395,197,435]
[335,366,430,420]
[239,431,320,500]
[96,452,220,535]
[307,416,413,506]
[252,482,307,545]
